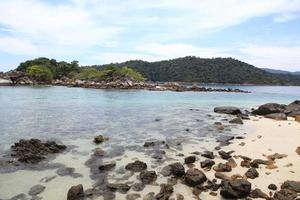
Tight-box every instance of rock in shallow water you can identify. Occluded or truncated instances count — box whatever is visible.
[140,170,157,184]
[214,106,241,115]
[28,185,45,196]
[125,160,147,172]
[67,184,84,200]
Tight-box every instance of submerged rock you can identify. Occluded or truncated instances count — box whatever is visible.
[125,160,147,172]
[98,162,116,171]
[140,170,157,184]
[107,183,131,193]
[296,146,300,155]
[94,135,108,144]
[10,139,66,163]
[67,184,84,200]
[218,151,232,160]
[220,179,252,199]
[28,184,46,196]
[131,183,145,192]
[126,193,141,200]
[185,168,207,187]
[214,106,241,115]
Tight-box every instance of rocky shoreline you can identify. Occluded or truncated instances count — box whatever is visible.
[0,100,299,200]
[0,71,249,93]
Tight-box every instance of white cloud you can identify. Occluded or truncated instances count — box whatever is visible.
[0,37,38,55]
[274,13,299,22]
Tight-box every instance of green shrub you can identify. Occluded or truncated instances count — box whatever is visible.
[74,68,106,81]
[27,65,53,83]
[113,67,145,81]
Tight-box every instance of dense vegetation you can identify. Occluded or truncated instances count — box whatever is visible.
[94,56,300,85]
[16,57,145,82]
[27,65,53,83]
[14,56,300,85]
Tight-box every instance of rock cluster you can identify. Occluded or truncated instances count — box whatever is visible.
[10,139,66,163]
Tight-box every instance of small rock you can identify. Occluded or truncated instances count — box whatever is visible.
[213,163,232,172]
[168,162,185,177]
[28,185,46,196]
[140,170,157,184]
[155,184,173,200]
[250,188,269,199]
[176,193,184,200]
[184,156,196,164]
[220,179,252,199]
[218,151,232,160]
[185,168,207,187]
[67,184,84,200]
[126,193,141,200]
[125,160,147,172]
[268,184,277,190]
[131,183,145,192]
[201,151,215,159]
[229,117,243,124]
[265,113,287,120]
[99,162,116,171]
[94,135,108,144]
[160,165,172,177]
[245,168,259,179]
[226,158,237,168]
[200,159,215,169]
[214,172,231,180]
[214,106,241,115]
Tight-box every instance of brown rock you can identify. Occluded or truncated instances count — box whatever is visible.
[185,168,207,187]
[67,184,84,200]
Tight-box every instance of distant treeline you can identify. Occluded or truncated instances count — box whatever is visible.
[14,56,300,85]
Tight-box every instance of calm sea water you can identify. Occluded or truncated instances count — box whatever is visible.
[1,85,300,151]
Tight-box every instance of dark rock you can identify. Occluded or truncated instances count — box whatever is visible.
[200,159,215,169]
[140,170,157,184]
[56,167,75,176]
[9,193,28,200]
[67,184,84,200]
[251,159,272,167]
[125,160,147,172]
[281,180,300,193]
[11,139,66,163]
[28,185,45,196]
[107,183,131,193]
[226,158,237,168]
[245,168,259,179]
[296,147,300,155]
[238,113,250,120]
[214,106,241,115]
[131,183,145,192]
[168,162,185,177]
[214,172,231,180]
[94,135,108,144]
[160,165,172,177]
[265,113,287,120]
[213,163,232,172]
[99,162,116,171]
[218,151,232,160]
[274,189,297,200]
[250,188,269,199]
[144,139,165,147]
[143,192,155,200]
[201,151,215,159]
[229,117,243,124]
[268,184,277,190]
[185,168,207,187]
[252,103,286,115]
[93,148,105,157]
[220,179,252,199]
[155,184,173,200]
[184,156,196,164]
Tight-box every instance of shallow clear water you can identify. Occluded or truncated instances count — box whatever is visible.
[0,85,300,199]
[1,85,300,151]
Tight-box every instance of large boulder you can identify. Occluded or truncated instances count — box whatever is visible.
[0,78,13,86]
[214,106,241,115]
[220,179,252,199]
[67,184,84,200]
[285,100,300,116]
[184,168,207,187]
[252,103,286,115]
[265,113,287,120]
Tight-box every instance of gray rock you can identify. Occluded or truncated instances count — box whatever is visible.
[67,184,84,200]
[155,184,173,200]
[125,160,147,172]
[185,168,207,187]
[140,170,157,184]
[265,113,287,120]
[28,185,45,196]
[214,106,241,115]
[126,193,141,200]
[131,183,145,192]
[252,103,286,115]
[160,165,172,177]
[200,159,215,169]
[229,117,243,124]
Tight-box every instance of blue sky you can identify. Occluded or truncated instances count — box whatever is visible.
[0,0,300,72]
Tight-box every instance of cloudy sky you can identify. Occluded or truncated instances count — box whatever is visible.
[0,0,300,72]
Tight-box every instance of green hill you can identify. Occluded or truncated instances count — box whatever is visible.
[93,56,300,85]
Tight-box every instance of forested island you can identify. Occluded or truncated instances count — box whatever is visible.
[1,57,300,89]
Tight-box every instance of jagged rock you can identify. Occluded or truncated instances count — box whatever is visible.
[245,168,259,179]
[94,135,108,144]
[131,183,145,192]
[155,184,173,200]
[218,151,232,160]
[67,184,84,200]
[268,184,277,190]
[200,159,215,169]
[214,107,241,115]
[125,160,147,172]
[140,170,157,184]
[28,185,46,196]
[274,189,297,200]
[213,163,232,172]
[184,156,196,164]
[281,180,300,193]
[265,113,287,120]
[107,183,131,193]
[252,103,286,115]
[250,188,269,199]
[11,139,66,163]
[220,179,252,199]
[98,162,116,171]
[185,168,207,187]
[229,117,243,124]
[201,151,215,159]
[168,162,185,177]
